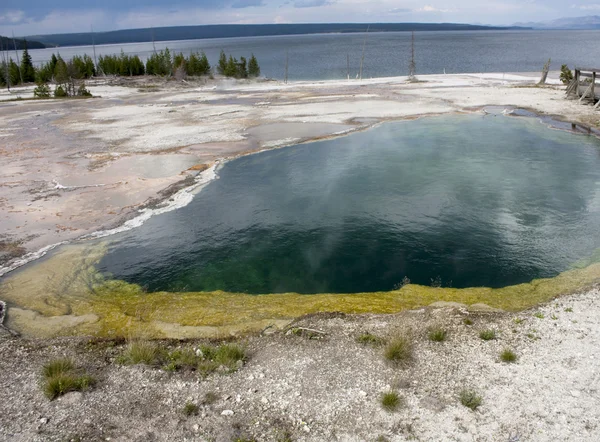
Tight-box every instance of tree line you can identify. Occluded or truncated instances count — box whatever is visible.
[0,45,261,92]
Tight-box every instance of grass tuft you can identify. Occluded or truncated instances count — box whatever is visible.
[500,348,518,363]
[381,391,402,411]
[463,318,474,326]
[459,389,482,411]
[479,329,496,341]
[119,341,160,365]
[356,332,386,347]
[42,358,74,378]
[202,391,219,405]
[428,326,448,342]
[534,312,545,319]
[384,333,414,366]
[42,359,96,400]
[182,401,199,416]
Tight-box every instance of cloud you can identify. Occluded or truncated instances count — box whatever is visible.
[293,0,334,8]
[0,9,25,24]
[415,5,453,13]
[388,8,412,14]
[571,3,600,10]
[231,0,265,8]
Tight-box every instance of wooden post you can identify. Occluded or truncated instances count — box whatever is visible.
[575,69,581,97]
[592,71,596,101]
[538,58,551,85]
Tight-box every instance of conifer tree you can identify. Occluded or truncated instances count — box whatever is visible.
[225,55,237,77]
[217,50,227,75]
[238,56,248,79]
[20,41,36,83]
[248,54,260,77]
[8,59,21,85]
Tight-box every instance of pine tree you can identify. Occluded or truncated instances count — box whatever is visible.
[8,59,21,85]
[217,50,227,75]
[248,54,260,77]
[225,55,238,77]
[21,41,36,83]
[199,52,210,75]
[237,56,248,79]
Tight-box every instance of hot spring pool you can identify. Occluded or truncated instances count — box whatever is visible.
[95,113,600,294]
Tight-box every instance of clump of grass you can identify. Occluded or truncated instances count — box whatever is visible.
[118,341,161,365]
[513,317,524,325]
[164,348,199,372]
[565,307,573,313]
[182,401,199,416]
[381,391,403,411]
[463,318,474,326]
[43,358,74,378]
[202,391,219,405]
[479,329,496,341]
[459,389,482,411]
[428,326,448,342]
[356,332,386,347]
[500,348,518,363]
[534,312,545,319]
[41,358,96,400]
[384,333,414,366]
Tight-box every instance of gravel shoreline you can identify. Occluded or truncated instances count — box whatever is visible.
[1,288,599,441]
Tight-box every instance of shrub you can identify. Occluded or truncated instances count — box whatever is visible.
[459,389,482,410]
[479,329,496,341]
[384,333,414,365]
[77,83,92,97]
[381,391,402,411]
[33,83,51,98]
[500,348,518,363]
[560,64,574,84]
[428,326,447,342]
[54,85,67,98]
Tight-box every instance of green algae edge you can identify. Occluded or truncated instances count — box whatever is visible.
[1,243,600,339]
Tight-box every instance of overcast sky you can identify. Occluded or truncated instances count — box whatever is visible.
[1,1,600,37]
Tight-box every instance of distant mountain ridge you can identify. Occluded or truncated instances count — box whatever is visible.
[0,35,47,50]
[26,23,527,48]
[514,15,600,29]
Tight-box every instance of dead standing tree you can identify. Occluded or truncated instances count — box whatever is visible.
[359,25,370,80]
[538,58,551,85]
[408,31,417,82]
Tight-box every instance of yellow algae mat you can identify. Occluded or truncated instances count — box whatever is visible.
[2,242,599,338]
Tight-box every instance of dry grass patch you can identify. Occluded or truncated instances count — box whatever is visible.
[381,391,403,411]
[459,389,482,411]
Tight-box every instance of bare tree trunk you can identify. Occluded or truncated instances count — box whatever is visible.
[408,32,417,82]
[538,58,551,85]
[284,51,288,84]
[359,25,370,80]
[12,32,23,85]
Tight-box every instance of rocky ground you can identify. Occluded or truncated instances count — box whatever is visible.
[1,288,599,441]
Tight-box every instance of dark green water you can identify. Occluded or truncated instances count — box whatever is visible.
[98,114,600,294]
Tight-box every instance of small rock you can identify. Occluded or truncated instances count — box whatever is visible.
[261,397,268,404]
[60,391,83,405]
[192,424,199,432]
[39,418,48,425]
[303,426,311,433]
[571,390,581,398]
[221,410,234,416]
[358,390,367,398]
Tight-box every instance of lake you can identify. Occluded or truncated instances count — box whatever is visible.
[96,113,600,294]
[27,30,600,81]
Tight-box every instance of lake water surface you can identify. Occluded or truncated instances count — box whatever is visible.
[28,30,600,81]
[97,114,600,294]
